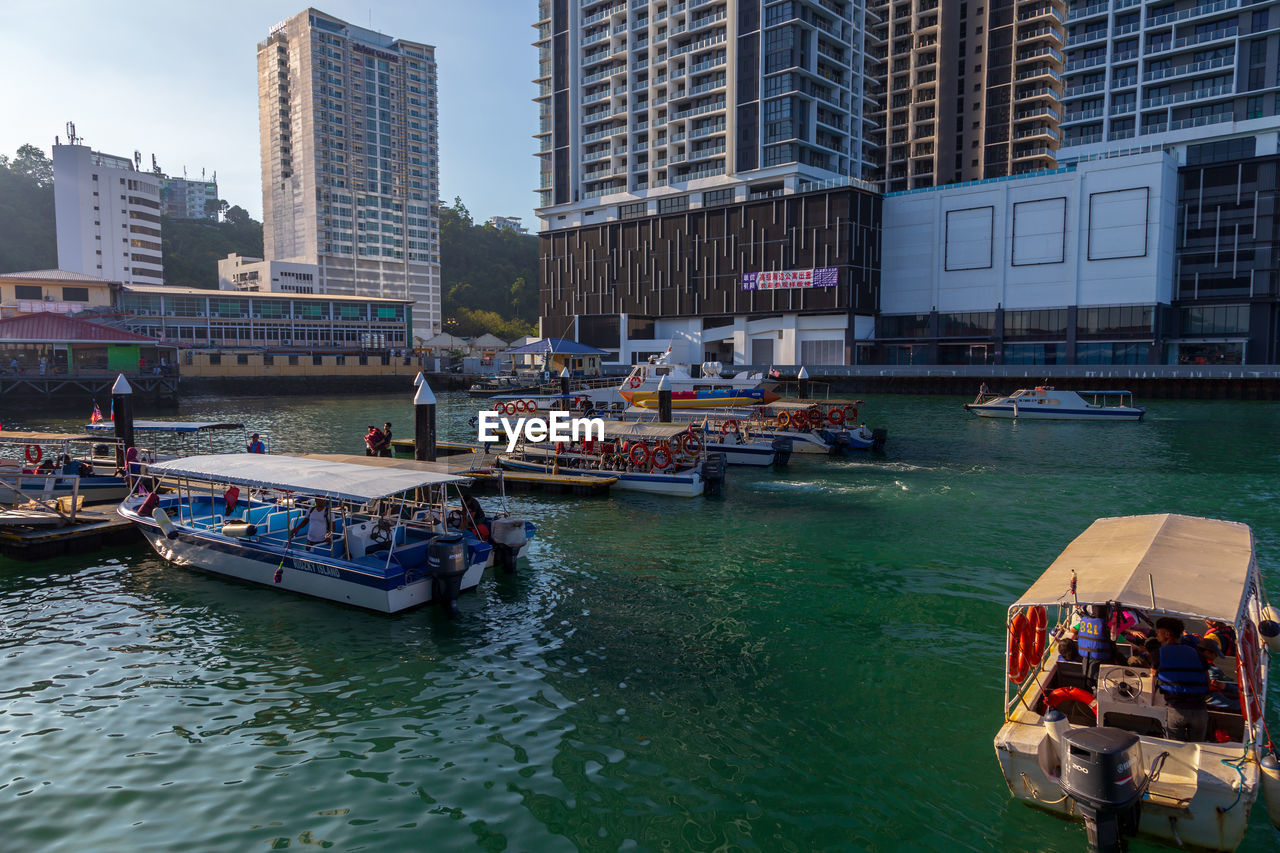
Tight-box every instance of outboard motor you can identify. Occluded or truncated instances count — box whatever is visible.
[428,532,468,616]
[489,518,527,575]
[770,437,793,467]
[829,432,851,455]
[1060,727,1146,853]
[871,428,888,451]
[701,452,727,498]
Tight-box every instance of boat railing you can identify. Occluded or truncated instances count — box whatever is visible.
[0,473,81,523]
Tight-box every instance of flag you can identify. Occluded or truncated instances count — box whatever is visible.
[90,402,103,424]
[109,399,114,422]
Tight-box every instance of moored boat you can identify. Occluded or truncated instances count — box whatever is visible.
[119,454,510,613]
[0,431,128,506]
[964,387,1145,420]
[620,386,780,409]
[994,514,1278,851]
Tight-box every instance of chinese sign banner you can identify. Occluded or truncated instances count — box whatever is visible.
[741,267,838,291]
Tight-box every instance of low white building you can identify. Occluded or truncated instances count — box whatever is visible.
[877,150,1180,365]
[54,141,164,286]
[217,254,320,294]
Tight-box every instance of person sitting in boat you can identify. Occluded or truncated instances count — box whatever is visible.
[1151,616,1211,742]
[1197,638,1239,712]
[292,498,332,552]
[246,433,266,454]
[1203,620,1237,658]
[1056,637,1081,663]
[1075,605,1119,686]
[461,495,490,541]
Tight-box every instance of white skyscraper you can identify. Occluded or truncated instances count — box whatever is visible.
[54,133,164,286]
[533,0,883,229]
[258,9,441,338]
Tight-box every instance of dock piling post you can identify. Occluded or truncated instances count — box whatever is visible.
[560,366,571,399]
[112,374,134,473]
[414,378,437,462]
[657,373,672,421]
[798,365,810,400]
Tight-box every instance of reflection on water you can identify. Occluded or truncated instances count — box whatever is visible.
[2,392,1278,850]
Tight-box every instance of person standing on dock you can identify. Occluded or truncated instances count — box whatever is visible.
[380,423,394,457]
[364,425,385,456]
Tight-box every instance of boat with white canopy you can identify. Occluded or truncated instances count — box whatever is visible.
[119,454,508,613]
[994,514,1280,851]
[0,431,128,506]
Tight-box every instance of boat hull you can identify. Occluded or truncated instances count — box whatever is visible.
[995,720,1258,851]
[498,455,704,496]
[0,474,130,506]
[124,506,487,614]
[965,404,1144,420]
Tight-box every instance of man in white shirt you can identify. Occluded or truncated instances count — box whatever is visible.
[292,499,331,550]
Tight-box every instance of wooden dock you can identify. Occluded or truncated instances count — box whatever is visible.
[0,507,140,561]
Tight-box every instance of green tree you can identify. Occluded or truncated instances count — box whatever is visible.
[11,144,53,187]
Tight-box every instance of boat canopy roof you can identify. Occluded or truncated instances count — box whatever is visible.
[768,399,865,411]
[1012,514,1255,623]
[293,453,478,481]
[87,420,245,433]
[0,430,102,443]
[146,453,468,502]
[595,420,692,440]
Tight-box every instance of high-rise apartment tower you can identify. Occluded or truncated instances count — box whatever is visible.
[534,0,883,227]
[258,8,441,337]
[1059,0,1280,156]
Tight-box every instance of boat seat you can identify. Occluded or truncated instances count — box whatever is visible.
[391,540,432,573]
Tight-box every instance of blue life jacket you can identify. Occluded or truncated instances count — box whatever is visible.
[1156,643,1209,697]
[1077,616,1112,660]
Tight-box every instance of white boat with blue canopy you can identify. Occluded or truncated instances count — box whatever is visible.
[119,453,508,614]
[964,387,1145,420]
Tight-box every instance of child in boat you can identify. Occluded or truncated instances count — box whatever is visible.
[1198,638,1238,712]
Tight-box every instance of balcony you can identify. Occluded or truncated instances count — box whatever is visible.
[1015,64,1062,82]
[687,143,726,161]
[1065,55,1106,72]
[1109,101,1135,116]
[1147,0,1241,28]
[1063,81,1106,98]
[1015,105,1061,122]
[1063,107,1104,123]
[1066,29,1108,47]
[1018,46,1064,66]
[1013,125,1060,142]
[1141,84,1233,109]
[1013,146,1055,160]
[1066,3,1108,22]
[1143,54,1234,82]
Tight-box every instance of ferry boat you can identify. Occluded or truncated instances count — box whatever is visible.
[994,514,1280,851]
[119,454,518,613]
[620,386,781,409]
[466,373,543,398]
[498,421,712,497]
[624,400,886,455]
[0,431,128,506]
[964,387,1145,420]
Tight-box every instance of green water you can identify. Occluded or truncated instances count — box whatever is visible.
[4,393,1280,851]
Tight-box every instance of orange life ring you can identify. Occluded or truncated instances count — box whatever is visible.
[1008,611,1031,683]
[527,399,539,412]
[651,446,672,470]
[1238,620,1263,723]
[24,444,42,464]
[628,375,642,388]
[1028,605,1047,663]
[777,411,792,428]
[808,408,825,428]
[628,442,650,467]
[843,405,858,423]
[515,399,528,413]
[682,432,702,455]
[497,402,512,416]
[720,419,740,435]
[828,407,845,425]
[1045,687,1097,720]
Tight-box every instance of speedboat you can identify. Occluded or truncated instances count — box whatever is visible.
[467,373,543,398]
[0,431,129,506]
[118,454,524,613]
[964,387,1145,420]
[994,514,1280,851]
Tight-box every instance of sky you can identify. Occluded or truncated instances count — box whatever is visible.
[0,0,541,225]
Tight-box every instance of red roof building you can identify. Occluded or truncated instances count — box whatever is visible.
[0,312,170,376]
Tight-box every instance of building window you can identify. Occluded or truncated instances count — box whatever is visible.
[939,312,995,337]
[1004,309,1067,337]
[702,188,734,207]
[208,354,222,365]
[14,285,41,300]
[618,201,647,220]
[658,195,688,214]
[313,355,324,366]
[288,356,300,366]
[878,314,930,339]
[799,339,844,365]
[263,355,274,366]
[237,354,249,365]
[1180,305,1249,336]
